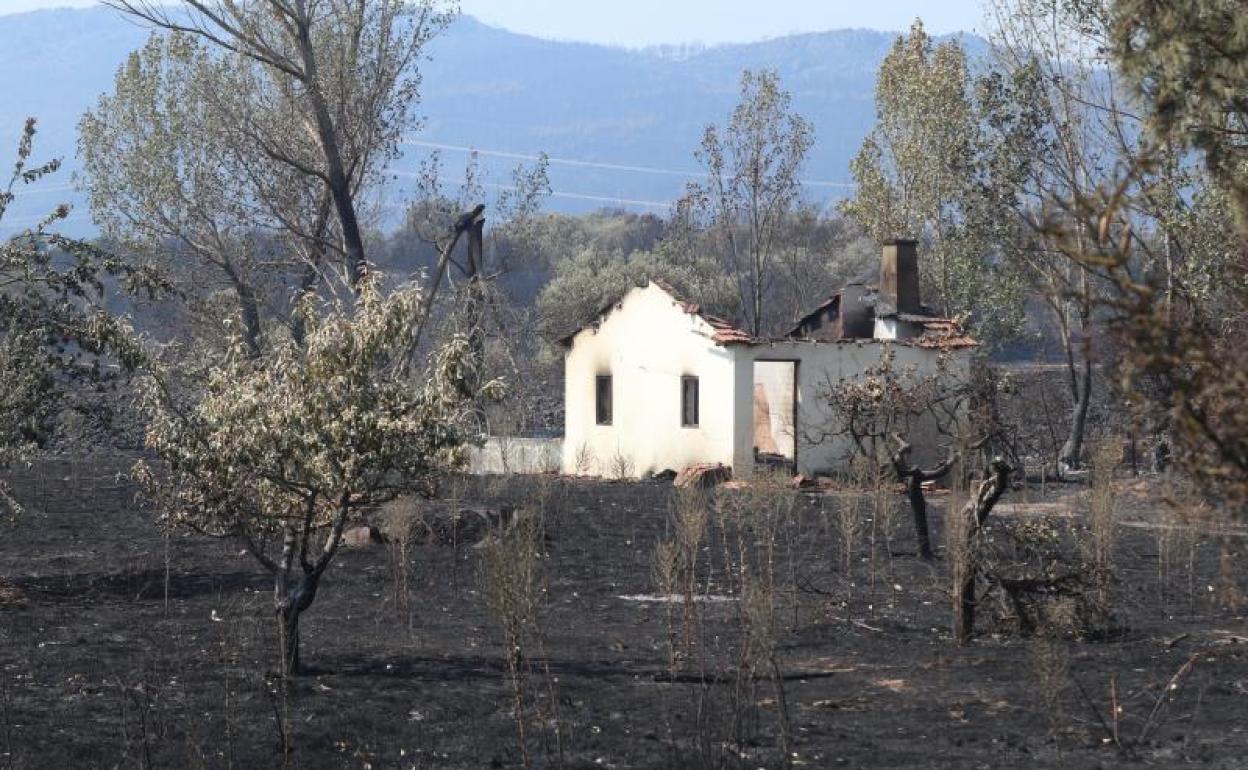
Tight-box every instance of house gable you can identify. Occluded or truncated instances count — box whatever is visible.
[561,281,741,477]
[560,281,753,349]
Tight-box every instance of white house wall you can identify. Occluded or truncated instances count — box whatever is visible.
[561,284,738,477]
[732,341,974,477]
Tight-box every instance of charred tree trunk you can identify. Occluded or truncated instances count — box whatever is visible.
[464,213,489,433]
[903,473,935,561]
[268,497,352,677]
[891,439,954,561]
[222,260,263,359]
[405,204,486,373]
[465,213,487,374]
[291,19,370,290]
[954,459,1013,645]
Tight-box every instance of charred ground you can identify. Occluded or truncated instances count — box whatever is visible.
[0,454,1245,768]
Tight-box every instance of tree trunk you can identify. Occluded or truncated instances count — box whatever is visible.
[279,604,302,676]
[275,572,320,676]
[1059,355,1093,473]
[222,262,263,359]
[465,215,487,370]
[290,261,321,349]
[953,459,1012,645]
[293,19,369,289]
[955,570,977,646]
[905,474,935,561]
[891,440,950,562]
[751,249,764,338]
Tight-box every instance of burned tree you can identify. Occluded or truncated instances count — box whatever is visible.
[815,347,1018,640]
[814,348,998,560]
[951,458,1014,644]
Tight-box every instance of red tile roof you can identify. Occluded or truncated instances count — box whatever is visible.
[909,318,978,349]
[559,280,976,350]
[652,280,756,344]
[557,280,757,347]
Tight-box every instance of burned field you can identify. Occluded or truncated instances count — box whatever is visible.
[1,455,1246,769]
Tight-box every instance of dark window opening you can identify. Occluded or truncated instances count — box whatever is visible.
[595,375,613,425]
[681,376,699,427]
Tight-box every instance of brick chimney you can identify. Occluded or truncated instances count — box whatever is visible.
[878,239,920,316]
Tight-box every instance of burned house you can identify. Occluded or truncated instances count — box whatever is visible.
[558,239,977,478]
[789,240,963,343]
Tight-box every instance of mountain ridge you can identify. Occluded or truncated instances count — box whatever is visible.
[0,7,985,234]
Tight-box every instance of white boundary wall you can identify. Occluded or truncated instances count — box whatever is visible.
[467,437,563,475]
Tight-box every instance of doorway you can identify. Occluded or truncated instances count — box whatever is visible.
[752,360,797,472]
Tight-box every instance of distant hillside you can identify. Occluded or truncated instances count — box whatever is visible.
[0,7,984,235]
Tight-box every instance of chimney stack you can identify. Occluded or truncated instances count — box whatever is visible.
[879,239,920,316]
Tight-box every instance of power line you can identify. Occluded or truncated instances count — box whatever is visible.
[401,138,856,189]
[480,180,671,209]
[404,138,699,179]
[386,168,673,210]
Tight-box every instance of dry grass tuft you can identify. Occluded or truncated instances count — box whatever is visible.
[478,508,546,770]
[1030,637,1069,734]
[1085,438,1119,608]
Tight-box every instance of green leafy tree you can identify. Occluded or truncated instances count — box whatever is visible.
[989,0,1247,485]
[986,0,1125,473]
[682,69,814,336]
[843,20,1029,348]
[1114,0,1248,224]
[84,1,455,354]
[536,244,736,343]
[1034,0,1248,508]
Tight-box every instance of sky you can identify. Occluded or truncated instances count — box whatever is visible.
[0,0,988,43]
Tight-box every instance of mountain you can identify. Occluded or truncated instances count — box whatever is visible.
[0,7,983,235]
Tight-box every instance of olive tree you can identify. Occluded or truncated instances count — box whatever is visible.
[535,244,736,343]
[87,0,508,675]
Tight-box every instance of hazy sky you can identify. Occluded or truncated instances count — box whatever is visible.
[0,1,988,43]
